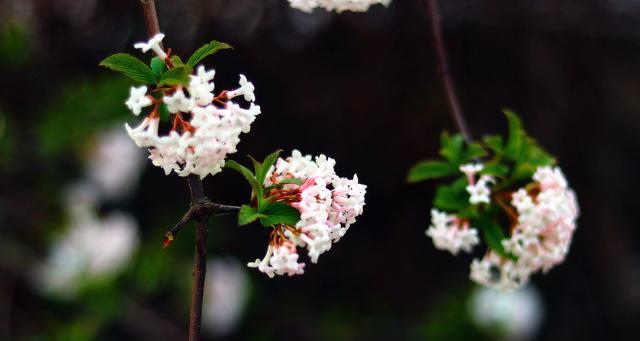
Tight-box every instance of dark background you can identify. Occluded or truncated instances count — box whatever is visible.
[1,0,639,340]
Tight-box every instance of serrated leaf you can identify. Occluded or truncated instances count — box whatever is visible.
[407,160,457,183]
[186,40,232,67]
[258,150,282,184]
[258,201,301,227]
[150,56,166,78]
[158,65,193,86]
[503,109,523,160]
[238,205,266,226]
[433,177,469,210]
[99,53,157,84]
[525,142,556,167]
[439,132,465,165]
[225,160,261,196]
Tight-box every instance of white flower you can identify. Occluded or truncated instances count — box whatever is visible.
[86,127,145,200]
[469,285,544,341]
[133,33,167,59]
[31,193,139,298]
[188,66,216,106]
[426,209,479,255]
[203,257,250,337]
[459,163,484,178]
[163,88,194,113]
[466,175,494,205]
[289,0,392,13]
[270,244,306,276]
[248,151,367,277]
[227,74,255,102]
[125,85,152,116]
[469,166,579,291]
[124,60,260,178]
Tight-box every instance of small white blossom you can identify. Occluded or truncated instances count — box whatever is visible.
[426,209,479,255]
[133,33,167,59]
[227,74,255,102]
[163,88,194,113]
[125,85,152,116]
[459,163,484,178]
[466,175,494,205]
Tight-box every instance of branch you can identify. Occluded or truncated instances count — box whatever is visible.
[163,200,241,248]
[424,0,473,143]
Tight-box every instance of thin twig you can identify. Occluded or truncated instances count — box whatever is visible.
[424,0,472,143]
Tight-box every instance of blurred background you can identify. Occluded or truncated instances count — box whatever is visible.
[1,0,639,340]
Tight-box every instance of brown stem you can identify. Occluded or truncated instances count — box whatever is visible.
[139,1,210,340]
[424,0,472,143]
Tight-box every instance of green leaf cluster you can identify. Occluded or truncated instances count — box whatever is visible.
[226,150,302,228]
[99,40,231,87]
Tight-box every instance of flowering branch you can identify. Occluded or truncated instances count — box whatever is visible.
[424,0,472,143]
[138,1,212,340]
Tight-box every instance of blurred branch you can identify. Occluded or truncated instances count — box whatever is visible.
[138,1,215,340]
[424,0,472,143]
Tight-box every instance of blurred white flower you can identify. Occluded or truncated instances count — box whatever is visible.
[203,257,250,337]
[86,127,145,200]
[32,187,139,298]
[468,285,544,341]
[289,0,391,13]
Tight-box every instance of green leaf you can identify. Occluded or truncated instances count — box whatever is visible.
[407,160,457,183]
[264,178,303,193]
[238,205,266,226]
[483,135,503,154]
[439,132,465,165]
[247,155,263,180]
[225,160,261,195]
[150,56,166,79]
[462,142,487,163]
[481,163,509,177]
[503,109,524,160]
[433,177,469,211]
[186,40,232,67]
[257,150,282,184]
[158,65,193,86]
[524,141,555,167]
[258,201,301,227]
[170,55,184,66]
[475,217,510,258]
[158,103,170,122]
[99,53,157,84]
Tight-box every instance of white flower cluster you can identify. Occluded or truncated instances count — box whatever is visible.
[426,209,479,255]
[470,166,579,291]
[125,34,261,178]
[288,0,391,13]
[248,150,367,277]
[32,184,139,298]
[460,163,494,205]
